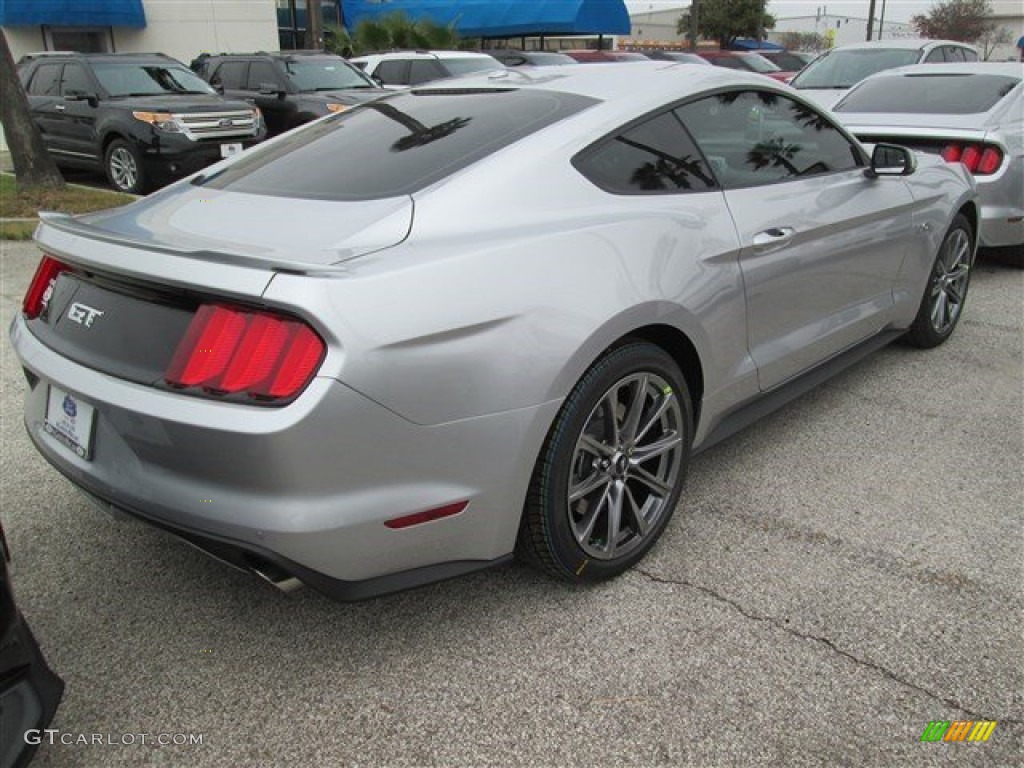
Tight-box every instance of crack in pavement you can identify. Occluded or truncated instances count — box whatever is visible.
[635,567,1022,726]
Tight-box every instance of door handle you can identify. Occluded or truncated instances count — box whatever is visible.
[54,104,66,112]
[752,227,795,248]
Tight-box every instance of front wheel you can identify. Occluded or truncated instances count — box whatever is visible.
[904,213,974,349]
[104,138,147,194]
[517,342,693,583]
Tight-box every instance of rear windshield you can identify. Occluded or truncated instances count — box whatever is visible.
[195,88,597,201]
[835,73,1020,114]
[442,56,503,76]
[791,48,920,89]
[284,58,375,91]
[737,54,781,73]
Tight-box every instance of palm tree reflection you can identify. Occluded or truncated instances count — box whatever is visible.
[363,102,471,152]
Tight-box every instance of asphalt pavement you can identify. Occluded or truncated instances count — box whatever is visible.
[1,239,1021,766]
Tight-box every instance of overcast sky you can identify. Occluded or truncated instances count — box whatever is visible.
[624,1,935,23]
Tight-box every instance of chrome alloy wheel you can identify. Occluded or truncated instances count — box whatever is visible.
[567,372,685,560]
[929,227,971,335]
[108,147,139,191]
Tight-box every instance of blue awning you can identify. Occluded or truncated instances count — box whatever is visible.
[730,39,784,51]
[341,0,630,38]
[0,0,147,28]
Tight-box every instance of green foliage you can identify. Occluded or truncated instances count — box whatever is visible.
[325,11,476,57]
[676,0,775,49]
[911,0,996,43]
[779,31,827,52]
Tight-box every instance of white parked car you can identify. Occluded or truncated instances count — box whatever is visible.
[350,50,504,88]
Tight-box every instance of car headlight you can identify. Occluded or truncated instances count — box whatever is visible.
[325,103,348,114]
[132,111,183,133]
[251,107,264,130]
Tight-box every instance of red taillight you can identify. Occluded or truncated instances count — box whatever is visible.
[961,145,982,173]
[941,144,962,163]
[977,147,1003,175]
[942,143,1003,176]
[166,304,325,401]
[22,255,69,319]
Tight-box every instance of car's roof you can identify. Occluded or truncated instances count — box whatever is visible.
[830,38,976,52]
[863,61,1024,78]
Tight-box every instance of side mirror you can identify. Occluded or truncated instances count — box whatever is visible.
[866,143,916,178]
[258,82,286,99]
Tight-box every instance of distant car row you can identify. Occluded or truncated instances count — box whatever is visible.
[14,43,1021,252]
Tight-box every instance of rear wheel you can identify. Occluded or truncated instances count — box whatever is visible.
[517,342,692,582]
[104,138,146,194]
[904,213,973,349]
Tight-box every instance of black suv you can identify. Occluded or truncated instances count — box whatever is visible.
[17,52,266,194]
[191,51,387,138]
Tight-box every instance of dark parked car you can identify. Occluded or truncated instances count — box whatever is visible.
[191,51,388,137]
[1,519,63,768]
[17,52,266,194]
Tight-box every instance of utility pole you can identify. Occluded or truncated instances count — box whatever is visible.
[307,0,323,50]
[878,0,887,39]
[689,0,700,51]
[866,0,877,40]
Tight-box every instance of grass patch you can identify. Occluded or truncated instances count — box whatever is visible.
[0,173,135,223]
[0,220,37,240]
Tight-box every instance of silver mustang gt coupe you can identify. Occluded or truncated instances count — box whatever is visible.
[11,64,977,600]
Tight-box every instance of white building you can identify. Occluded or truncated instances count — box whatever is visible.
[770,13,917,51]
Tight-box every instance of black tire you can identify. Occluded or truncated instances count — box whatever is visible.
[904,213,974,349]
[517,341,693,583]
[104,138,147,194]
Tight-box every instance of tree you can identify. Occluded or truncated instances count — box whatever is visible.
[0,31,64,188]
[911,0,996,43]
[676,0,775,49]
[978,24,1012,59]
[325,11,470,57]
[779,31,827,52]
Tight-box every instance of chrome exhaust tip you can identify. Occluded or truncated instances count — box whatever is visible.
[250,562,304,594]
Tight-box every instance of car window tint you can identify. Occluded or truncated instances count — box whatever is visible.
[196,88,599,201]
[675,90,861,189]
[248,61,280,90]
[28,63,62,96]
[60,64,91,96]
[944,46,966,62]
[213,61,247,90]
[835,73,1020,114]
[375,60,408,85]
[575,111,717,194]
[408,60,447,85]
[961,47,978,62]
[709,56,744,69]
[791,48,921,88]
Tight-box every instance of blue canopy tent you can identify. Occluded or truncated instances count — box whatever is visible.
[0,0,146,27]
[341,0,630,38]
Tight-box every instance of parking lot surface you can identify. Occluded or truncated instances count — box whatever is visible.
[2,240,1021,766]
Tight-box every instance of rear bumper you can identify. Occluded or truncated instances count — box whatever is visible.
[978,201,1024,248]
[11,314,557,598]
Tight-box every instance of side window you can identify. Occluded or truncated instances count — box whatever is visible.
[212,60,247,90]
[944,46,966,62]
[961,47,978,62]
[247,60,280,90]
[575,110,717,194]
[60,64,92,96]
[924,48,945,63]
[408,59,446,85]
[28,63,63,96]
[374,60,408,85]
[675,90,861,189]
